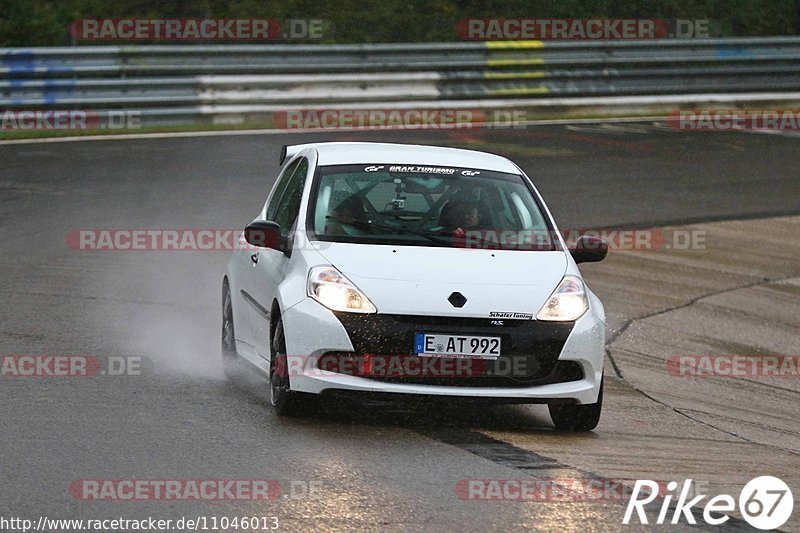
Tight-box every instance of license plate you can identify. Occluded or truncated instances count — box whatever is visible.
[414,333,501,359]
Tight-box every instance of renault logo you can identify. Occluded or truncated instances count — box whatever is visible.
[447,292,467,308]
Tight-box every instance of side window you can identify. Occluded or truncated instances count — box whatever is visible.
[265,158,300,221]
[273,158,309,234]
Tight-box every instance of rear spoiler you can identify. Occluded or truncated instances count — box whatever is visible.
[279,143,318,165]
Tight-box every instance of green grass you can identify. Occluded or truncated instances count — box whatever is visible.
[0,122,276,140]
[0,111,668,141]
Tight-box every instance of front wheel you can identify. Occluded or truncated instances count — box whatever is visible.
[269,319,314,417]
[548,378,603,431]
[221,282,239,379]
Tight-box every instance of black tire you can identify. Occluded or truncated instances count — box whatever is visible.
[269,319,313,417]
[548,378,603,432]
[221,281,239,379]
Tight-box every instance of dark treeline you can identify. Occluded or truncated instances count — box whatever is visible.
[1,0,798,46]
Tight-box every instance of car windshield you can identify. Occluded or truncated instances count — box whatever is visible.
[309,163,557,250]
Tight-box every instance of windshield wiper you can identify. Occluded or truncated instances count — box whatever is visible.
[325,215,452,246]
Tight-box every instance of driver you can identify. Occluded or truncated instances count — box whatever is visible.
[324,195,367,235]
[441,201,480,236]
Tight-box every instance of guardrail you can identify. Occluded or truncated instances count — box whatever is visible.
[2,37,800,127]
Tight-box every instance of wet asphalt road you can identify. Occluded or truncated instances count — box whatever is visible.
[1,124,799,532]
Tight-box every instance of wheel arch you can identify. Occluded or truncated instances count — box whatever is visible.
[269,299,282,352]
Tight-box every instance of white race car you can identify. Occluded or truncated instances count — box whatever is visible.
[223,142,608,430]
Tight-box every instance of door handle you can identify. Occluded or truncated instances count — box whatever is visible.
[250,252,259,264]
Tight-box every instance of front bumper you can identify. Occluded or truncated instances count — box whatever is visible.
[329,312,579,387]
[280,298,605,404]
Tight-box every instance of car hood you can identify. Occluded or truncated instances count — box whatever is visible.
[310,242,568,318]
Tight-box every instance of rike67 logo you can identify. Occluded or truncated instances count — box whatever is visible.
[624,476,793,529]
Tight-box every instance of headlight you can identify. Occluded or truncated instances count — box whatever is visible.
[307,266,377,314]
[536,275,588,321]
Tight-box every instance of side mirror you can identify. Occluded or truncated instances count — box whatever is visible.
[570,235,608,264]
[244,220,283,252]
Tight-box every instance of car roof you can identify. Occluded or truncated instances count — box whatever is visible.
[292,142,521,174]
